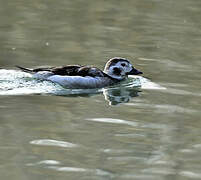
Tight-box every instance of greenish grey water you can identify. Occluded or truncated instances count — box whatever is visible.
[0,0,201,179]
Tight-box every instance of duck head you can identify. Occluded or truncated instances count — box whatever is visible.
[104,57,143,80]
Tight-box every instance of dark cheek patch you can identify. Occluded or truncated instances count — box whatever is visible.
[113,67,121,76]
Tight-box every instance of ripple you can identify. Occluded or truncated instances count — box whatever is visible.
[154,104,197,114]
[26,161,112,176]
[148,160,176,166]
[27,159,114,177]
[115,133,145,137]
[119,174,157,179]
[178,149,195,153]
[48,166,87,172]
[30,139,78,148]
[48,166,114,177]
[126,103,198,114]
[101,148,134,154]
[139,57,192,71]
[38,160,60,165]
[87,118,173,132]
[162,82,188,88]
[107,156,147,162]
[86,118,138,126]
[142,168,175,175]
[27,160,61,166]
[138,57,159,62]
[179,171,201,178]
[193,144,201,149]
[166,88,201,96]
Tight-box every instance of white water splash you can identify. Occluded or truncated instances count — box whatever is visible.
[0,69,165,96]
[0,70,61,95]
[129,75,166,90]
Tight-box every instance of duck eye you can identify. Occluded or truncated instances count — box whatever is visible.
[121,63,126,67]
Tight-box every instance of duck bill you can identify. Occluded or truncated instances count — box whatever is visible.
[127,67,143,75]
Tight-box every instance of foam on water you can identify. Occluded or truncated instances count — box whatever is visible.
[0,69,165,96]
[129,75,166,90]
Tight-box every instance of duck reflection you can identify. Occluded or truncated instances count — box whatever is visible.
[103,87,140,105]
[58,86,140,105]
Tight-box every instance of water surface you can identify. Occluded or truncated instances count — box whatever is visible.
[1,0,201,180]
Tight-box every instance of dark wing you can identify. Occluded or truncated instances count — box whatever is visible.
[16,65,82,75]
[51,65,82,75]
[76,66,105,77]
[52,66,106,77]
[16,65,106,77]
[16,65,55,73]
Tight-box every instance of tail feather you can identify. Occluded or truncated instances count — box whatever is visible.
[16,65,34,73]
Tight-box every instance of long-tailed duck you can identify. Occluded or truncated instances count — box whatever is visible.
[16,57,143,89]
